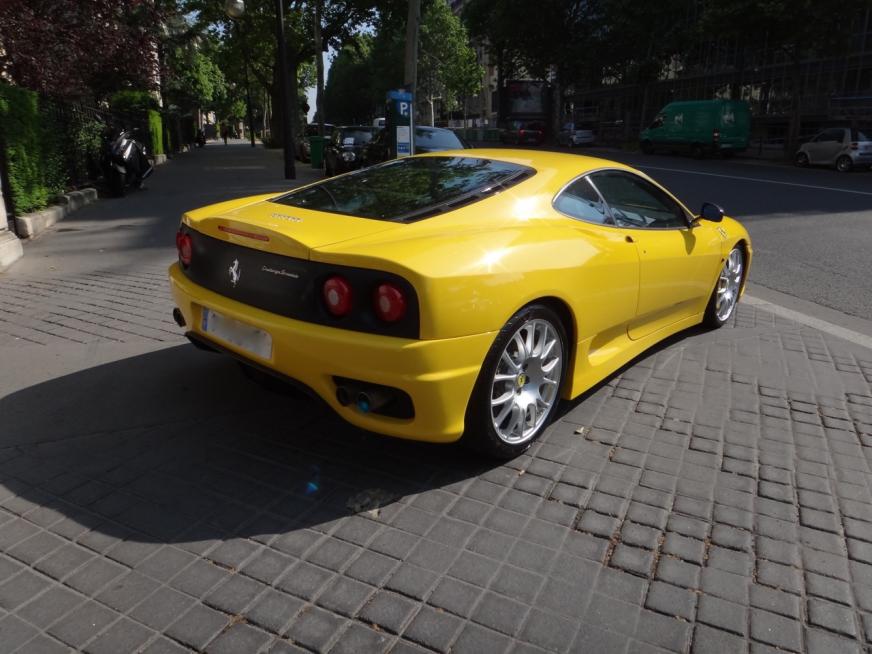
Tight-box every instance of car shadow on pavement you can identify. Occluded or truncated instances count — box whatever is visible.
[0,345,497,547]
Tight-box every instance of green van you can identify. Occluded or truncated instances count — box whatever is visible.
[640,99,750,157]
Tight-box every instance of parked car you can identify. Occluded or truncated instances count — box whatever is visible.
[500,120,546,145]
[324,126,377,176]
[362,126,468,166]
[298,123,334,162]
[640,100,750,157]
[557,122,597,147]
[794,127,872,172]
[372,117,386,128]
[169,149,750,458]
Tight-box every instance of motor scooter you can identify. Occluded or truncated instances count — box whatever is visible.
[101,127,154,196]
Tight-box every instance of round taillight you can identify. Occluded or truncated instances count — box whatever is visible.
[374,283,406,322]
[323,276,353,317]
[176,231,192,266]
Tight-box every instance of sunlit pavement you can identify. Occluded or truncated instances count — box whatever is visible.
[1,143,872,653]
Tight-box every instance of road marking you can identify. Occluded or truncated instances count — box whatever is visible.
[744,294,872,350]
[639,165,872,197]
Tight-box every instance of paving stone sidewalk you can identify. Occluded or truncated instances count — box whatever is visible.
[2,144,872,653]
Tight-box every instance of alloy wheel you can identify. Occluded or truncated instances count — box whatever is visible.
[489,318,563,444]
[715,248,743,322]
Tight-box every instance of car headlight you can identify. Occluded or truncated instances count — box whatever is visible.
[342,151,356,162]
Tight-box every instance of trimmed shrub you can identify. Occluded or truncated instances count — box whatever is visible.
[0,83,66,214]
[148,109,164,155]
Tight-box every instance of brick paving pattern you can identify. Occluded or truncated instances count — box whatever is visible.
[1,298,871,653]
[2,145,872,652]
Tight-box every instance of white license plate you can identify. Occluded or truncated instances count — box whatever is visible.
[201,308,272,360]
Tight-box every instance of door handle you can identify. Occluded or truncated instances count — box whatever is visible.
[625,235,635,243]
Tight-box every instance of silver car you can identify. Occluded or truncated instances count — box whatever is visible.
[557,122,596,147]
[795,127,872,172]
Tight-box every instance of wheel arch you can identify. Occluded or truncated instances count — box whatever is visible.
[734,238,751,294]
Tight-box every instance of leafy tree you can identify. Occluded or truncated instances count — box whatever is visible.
[418,0,482,125]
[326,0,481,125]
[324,38,379,124]
[0,0,162,101]
[700,0,863,154]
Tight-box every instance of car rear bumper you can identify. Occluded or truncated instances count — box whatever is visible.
[169,263,494,443]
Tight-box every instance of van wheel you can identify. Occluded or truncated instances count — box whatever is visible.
[640,140,653,154]
[691,144,705,159]
[836,155,853,172]
[794,152,809,167]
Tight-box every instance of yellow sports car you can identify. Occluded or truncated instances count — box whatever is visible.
[169,150,750,458]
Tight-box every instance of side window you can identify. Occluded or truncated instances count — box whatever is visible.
[588,171,688,229]
[554,177,610,225]
[824,128,846,142]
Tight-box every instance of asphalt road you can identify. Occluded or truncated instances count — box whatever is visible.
[546,146,872,321]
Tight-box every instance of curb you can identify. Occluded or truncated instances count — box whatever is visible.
[0,230,23,270]
[14,187,98,239]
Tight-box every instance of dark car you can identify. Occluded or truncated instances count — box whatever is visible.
[298,123,334,162]
[500,120,546,145]
[324,126,377,176]
[361,126,468,167]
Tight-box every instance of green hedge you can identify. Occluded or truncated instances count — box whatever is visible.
[0,83,66,214]
[111,90,163,155]
[148,109,164,155]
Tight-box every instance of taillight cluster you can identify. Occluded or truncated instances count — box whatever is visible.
[713,128,720,141]
[322,275,407,323]
[176,230,192,266]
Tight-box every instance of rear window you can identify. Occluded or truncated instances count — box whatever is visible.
[271,156,534,222]
[852,128,870,141]
[414,129,463,149]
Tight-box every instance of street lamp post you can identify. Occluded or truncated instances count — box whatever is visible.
[224,0,256,147]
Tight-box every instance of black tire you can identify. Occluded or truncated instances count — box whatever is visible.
[640,140,654,154]
[109,168,126,196]
[462,304,568,459]
[703,246,745,328]
[691,143,705,159]
[836,155,853,173]
[794,151,809,167]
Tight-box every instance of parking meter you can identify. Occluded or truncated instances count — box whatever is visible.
[386,90,414,159]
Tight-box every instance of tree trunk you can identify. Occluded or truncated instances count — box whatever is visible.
[550,70,561,144]
[314,0,324,135]
[496,46,505,125]
[269,65,283,147]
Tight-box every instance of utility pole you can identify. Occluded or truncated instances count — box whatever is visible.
[403,0,420,93]
[275,0,296,179]
[314,0,324,137]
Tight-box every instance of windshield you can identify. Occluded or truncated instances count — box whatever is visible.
[271,156,534,222]
[415,129,463,149]
[339,128,374,144]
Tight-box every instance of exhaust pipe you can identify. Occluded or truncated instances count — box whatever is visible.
[356,389,392,414]
[172,307,186,327]
[336,386,351,406]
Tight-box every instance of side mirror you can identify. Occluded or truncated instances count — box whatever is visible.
[700,202,725,222]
